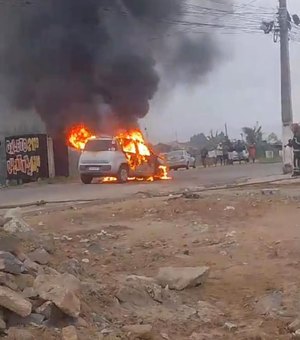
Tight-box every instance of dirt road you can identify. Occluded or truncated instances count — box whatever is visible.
[15,180,300,339]
[0,163,282,207]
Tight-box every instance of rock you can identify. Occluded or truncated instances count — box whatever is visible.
[35,301,53,319]
[289,319,300,332]
[255,291,283,316]
[0,286,32,317]
[7,328,35,340]
[22,287,38,299]
[0,272,18,290]
[0,216,12,227]
[116,275,162,306]
[76,317,89,328]
[62,326,78,340]
[59,259,83,277]
[182,192,202,199]
[35,301,65,324]
[294,329,300,339]
[28,248,50,265]
[0,235,20,253]
[0,309,6,329]
[23,258,41,273]
[3,208,32,234]
[261,188,279,196]
[224,322,238,331]
[41,236,56,254]
[122,324,153,339]
[14,274,35,290]
[0,251,24,274]
[288,319,300,332]
[7,312,45,327]
[156,266,210,291]
[34,273,81,317]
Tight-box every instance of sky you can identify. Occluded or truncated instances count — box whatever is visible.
[141,0,300,143]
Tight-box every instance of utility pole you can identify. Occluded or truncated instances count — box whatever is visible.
[279,0,293,173]
[224,123,228,138]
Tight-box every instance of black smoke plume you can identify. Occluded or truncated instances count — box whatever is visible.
[0,0,228,135]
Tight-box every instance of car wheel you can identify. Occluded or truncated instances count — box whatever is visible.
[117,165,129,183]
[80,175,93,184]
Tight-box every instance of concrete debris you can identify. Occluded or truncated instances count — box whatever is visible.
[224,322,238,331]
[122,324,153,339]
[3,208,32,234]
[0,286,32,317]
[156,266,210,291]
[224,206,235,211]
[62,325,79,340]
[116,275,163,306]
[34,273,81,317]
[28,247,50,265]
[0,251,24,275]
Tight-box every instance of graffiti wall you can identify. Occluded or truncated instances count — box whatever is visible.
[5,134,49,181]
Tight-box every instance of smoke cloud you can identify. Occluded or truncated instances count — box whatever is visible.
[0,0,230,135]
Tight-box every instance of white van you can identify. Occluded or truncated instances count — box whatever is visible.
[78,137,163,184]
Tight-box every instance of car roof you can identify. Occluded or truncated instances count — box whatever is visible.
[87,136,114,141]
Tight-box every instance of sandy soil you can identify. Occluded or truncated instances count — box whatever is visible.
[21,184,300,340]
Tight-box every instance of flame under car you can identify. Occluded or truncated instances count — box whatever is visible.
[78,136,165,184]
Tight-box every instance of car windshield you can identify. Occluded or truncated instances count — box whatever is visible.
[84,139,117,152]
[168,151,184,157]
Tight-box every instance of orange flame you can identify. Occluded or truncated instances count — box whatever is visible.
[67,124,171,181]
[67,125,96,150]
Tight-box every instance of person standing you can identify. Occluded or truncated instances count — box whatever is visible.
[216,143,224,165]
[248,144,256,163]
[287,124,300,176]
[200,147,208,168]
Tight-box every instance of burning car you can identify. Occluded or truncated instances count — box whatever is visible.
[70,127,169,184]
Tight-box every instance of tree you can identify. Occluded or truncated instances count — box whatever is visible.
[267,132,280,144]
[242,124,263,145]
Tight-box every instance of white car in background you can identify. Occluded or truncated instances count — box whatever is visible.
[232,149,249,163]
[165,150,196,170]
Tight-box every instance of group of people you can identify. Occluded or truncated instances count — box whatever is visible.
[200,139,257,168]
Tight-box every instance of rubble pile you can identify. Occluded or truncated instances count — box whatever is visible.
[0,209,84,339]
